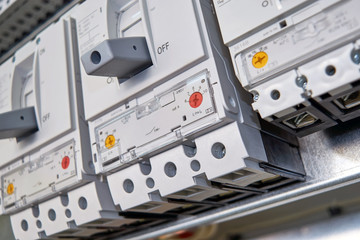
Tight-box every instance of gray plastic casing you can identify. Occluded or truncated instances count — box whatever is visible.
[81,37,152,80]
[0,107,38,140]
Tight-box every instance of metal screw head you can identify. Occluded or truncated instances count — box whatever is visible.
[296,75,308,88]
[351,48,360,64]
[251,90,259,101]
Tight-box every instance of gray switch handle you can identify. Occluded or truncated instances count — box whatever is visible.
[81,37,153,81]
[0,107,38,140]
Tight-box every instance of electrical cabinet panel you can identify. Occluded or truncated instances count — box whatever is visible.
[4,0,351,239]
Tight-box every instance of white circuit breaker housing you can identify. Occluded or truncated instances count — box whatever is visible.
[213,0,360,137]
[75,0,261,174]
[73,0,305,215]
[0,8,96,215]
[10,181,136,240]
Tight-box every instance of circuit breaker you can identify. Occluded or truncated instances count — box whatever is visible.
[0,12,96,215]
[213,0,360,136]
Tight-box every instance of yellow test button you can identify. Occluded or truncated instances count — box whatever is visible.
[252,51,268,69]
[7,183,14,195]
[105,135,116,149]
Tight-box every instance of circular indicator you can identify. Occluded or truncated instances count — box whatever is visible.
[7,183,14,195]
[105,135,116,149]
[252,51,268,69]
[61,156,70,170]
[189,92,203,108]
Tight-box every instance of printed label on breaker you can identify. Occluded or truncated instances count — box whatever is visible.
[77,8,104,55]
[237,0,360,86]
[213,0,316,44]
[2,141,76,209]
[95,71,216,170]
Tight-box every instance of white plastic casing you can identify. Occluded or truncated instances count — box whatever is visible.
[0,8,95,215]
[214,0,360,130]
[150,145,226,201]
[300,43,360,98]
[74,0,206,121]
[107,163,182,213]
[94,0,277,214]
[213,0,316,46]
[107,122,274,213]
[0,57,15,167]
[72,0,260,174]
[10,181,130,240]
[3,20,72,162]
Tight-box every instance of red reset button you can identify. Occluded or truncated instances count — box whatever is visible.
[189,92,203,108]
[61,156,70,170]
